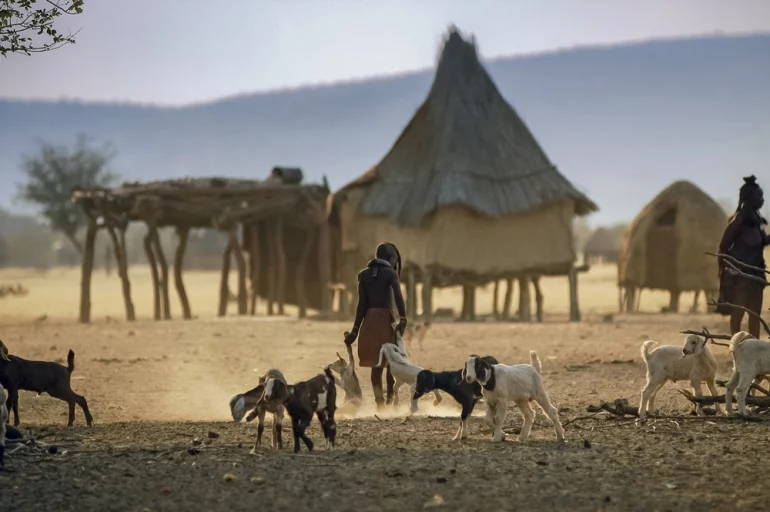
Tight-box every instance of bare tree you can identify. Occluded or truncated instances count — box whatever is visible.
[0,0,84,56]
[16,135,118,254]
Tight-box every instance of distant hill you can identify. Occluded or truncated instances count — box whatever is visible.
[1,34,768,225]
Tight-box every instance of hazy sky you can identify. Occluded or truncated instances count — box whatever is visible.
[1,0,769,105]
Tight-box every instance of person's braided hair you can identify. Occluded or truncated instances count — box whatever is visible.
[736,175,767,225]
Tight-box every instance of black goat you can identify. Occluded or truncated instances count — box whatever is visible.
[261,367,337,453]
[413,355,499,440]
[0,339,93,427]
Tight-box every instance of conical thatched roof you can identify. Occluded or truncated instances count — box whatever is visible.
[344,27,597,227]
[617,180,727,292]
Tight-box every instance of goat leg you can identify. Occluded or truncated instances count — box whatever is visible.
[8,389,19,427]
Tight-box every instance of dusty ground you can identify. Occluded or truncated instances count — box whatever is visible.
[0,265,768,511]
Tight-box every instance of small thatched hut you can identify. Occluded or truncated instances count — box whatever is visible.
[332,27,597,322]
[617,180,727,313]
[583,225,625,264]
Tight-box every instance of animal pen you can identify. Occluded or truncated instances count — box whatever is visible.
[72,172,333,323]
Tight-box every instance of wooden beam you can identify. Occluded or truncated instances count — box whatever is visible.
[106,224,135,321]
[174,227,192,320]
[274,217,286,316]
[406,267,417,320]
[667,290,680,313]
[78,222,98,324]
[149,226,171,320]
[228,227,248,316]
[532,275,544,323]
[218,240,232,317]
[143,229,161,321]
[248,224,260,316]
[568,266,580,322]
[295,225,317,318]
[266,222,276,316]
[493,280,500,320]
[421,267,433,322]
[502,278,513,320]
[517,276,531,322]
[317,220,332,314]
[469,285,476,321]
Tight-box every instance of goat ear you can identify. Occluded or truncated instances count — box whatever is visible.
[336,352,345,362]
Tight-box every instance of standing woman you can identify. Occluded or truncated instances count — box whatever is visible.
[344,242,407,409]
[717,175,770,337]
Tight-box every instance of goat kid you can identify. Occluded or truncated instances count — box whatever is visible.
[0,340,92,427]
[376,341,442,412]
[326,346,363,411]
[725,331,770,416]
[463,353,564,443]
[638,334,721,419]
[229,369,287,451]
[413,355,498,440]
[261,367,337,453]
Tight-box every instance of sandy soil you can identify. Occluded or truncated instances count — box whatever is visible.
[1,310,767,512]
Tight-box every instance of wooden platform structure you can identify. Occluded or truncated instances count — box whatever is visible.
[72,171,332,323]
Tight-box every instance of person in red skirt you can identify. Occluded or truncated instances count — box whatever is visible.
[344,242,407,409]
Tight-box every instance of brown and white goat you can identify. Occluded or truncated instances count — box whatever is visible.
[229,368,286,451]
[0,339,92,427]
[326,347,362,413]
[261,367,337,453]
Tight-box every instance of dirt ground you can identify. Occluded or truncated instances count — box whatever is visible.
[1,308,768,512]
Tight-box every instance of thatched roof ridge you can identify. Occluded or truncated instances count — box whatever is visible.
[340,27,597,226]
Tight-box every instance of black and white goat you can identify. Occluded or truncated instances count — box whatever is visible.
[413,355,499,440]
[229,368,287,452]
[376,339,442,412]
[260,367,337,453]
[0,339,92,427]
[326,346,363,413]
[463,353,564,443]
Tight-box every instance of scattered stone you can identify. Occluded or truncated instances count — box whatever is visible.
[47,446,58,455]
[158,486,172,495]
[208,431,220,439]
[223,473,238,482]
[187,448,200,456]
[436,476,447,483]
[583,439,591,449]
[536,461,549,466]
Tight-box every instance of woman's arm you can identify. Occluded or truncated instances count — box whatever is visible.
[389,271,407,334]
[352,278,368,331]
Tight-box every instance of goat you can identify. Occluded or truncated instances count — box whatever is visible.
[725,331,770,416]
[405,322,431,351]
[463,353,564,443]
[375,341,442,412]
[261,367,337,453]
[413,355,498,440]
[0,348,8,469]
[638,334,721,419]
[326,347,363,412]
[229,369,286,451]
[0,339,92,427]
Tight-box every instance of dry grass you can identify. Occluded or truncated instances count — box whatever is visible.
[0,264,768,511]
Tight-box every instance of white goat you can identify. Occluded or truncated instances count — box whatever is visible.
[725,331,770,416]
[375,339,442,412]
[463,353,564,443]
[638,334,721,419]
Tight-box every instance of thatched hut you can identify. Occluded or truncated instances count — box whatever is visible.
[331,27,597,322]
[583,225,625,264]
[617,180,727,313]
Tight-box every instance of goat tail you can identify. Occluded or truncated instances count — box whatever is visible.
[529,351,542,374]
[730,331,753,353]
[641,340,657,363]
[323,366,335,384]
[67,349,75,373]
[375,345,386,368]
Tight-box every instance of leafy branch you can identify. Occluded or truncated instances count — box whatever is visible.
[0,0,84,57]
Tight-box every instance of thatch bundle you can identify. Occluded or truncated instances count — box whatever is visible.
[334,27,597,286]
[617,180,727,293]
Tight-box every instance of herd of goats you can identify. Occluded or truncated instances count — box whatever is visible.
[1,312,770,468]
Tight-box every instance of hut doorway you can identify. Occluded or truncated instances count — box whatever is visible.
[644,205,678,291]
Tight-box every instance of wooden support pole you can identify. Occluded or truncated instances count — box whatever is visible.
[634,288,642,312]
[78,222,98,324]
[421,267,433,322]
[218,240,232,317]
[667,290,680,314]
[623,285,636,313]
[532,275,544,323]
[296,226,317,319]
[568,266,580,322]
[469,286,476,321]
[317,221,333,315]
[406,267,417,320]
[690,290,701,314]
[493,280,500,320]
[460,286,469,320]
[174,227,192,320]
[149,226,171,320]
[143,230,161,321]
[228,227,248,316]
[274,217,286,316]
[248,224,260,316]
[502,278,513,320]
[106,224,135,322]
[517,276,531,322]
[266,223,276,316]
